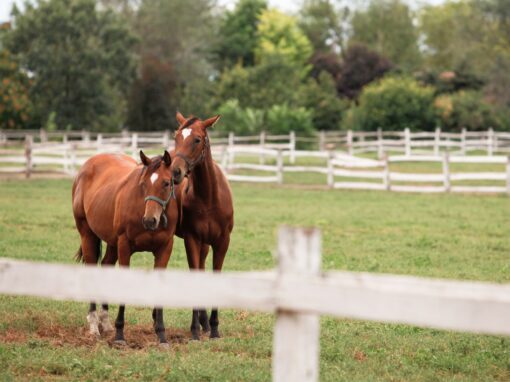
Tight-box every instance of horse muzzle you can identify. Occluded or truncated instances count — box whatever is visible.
[142,216,159,231]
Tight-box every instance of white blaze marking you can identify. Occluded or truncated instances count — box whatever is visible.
[150,173,159,184]
[182,128,192,141]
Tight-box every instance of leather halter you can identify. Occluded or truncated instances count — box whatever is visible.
[175,135,210,175]
[143,176,175,229]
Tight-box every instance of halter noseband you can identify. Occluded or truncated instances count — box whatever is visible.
[144,176,176,229]
[175,135,210,175]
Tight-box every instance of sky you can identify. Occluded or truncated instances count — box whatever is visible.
[0,0,447,23]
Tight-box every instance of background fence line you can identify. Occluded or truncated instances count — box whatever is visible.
[1,129,510,194]
[1,227,510,382]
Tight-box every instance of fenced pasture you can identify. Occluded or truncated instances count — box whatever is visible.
[1,129,510,194]
[1,179,509,381]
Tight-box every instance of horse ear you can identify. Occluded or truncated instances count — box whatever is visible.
[176,111,186,126]
[140,150,151,167]
[203,115,221,129]
[163,150,171,166]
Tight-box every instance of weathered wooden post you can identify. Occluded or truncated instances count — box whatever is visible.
[327,151,334,188]
[96,134,103,152]
[289,131,296,164]
[259,131,266,165]
[377,128,383,159]
[39,128,48,143]
[443,152,450,192]
[319,130,325,151]
[434,127,441,156]
[228,132,235,167]
[163,130,170,149]
[131,133,138,159]
[81,129,90,145]
[276,149,284,185]
[63,133,68,144]
[506,156,510,196]
[383,154,391,191]
[70,143,77,176]
[25,135,33,179]
[273,226,321,382]
[488,127,494,156]
[347,130,353,155]
[404,128,411,156]
[461,128,467,155]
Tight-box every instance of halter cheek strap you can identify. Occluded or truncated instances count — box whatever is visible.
[144,177,176,229]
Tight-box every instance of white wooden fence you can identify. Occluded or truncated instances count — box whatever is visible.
[1,227,510,381]
[2,128,510,157]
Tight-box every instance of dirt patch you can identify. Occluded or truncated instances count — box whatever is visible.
[1,321,194,350]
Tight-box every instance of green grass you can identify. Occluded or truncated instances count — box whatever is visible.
[0,179,510,381]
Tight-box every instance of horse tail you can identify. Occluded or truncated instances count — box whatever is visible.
[74,240,102,263]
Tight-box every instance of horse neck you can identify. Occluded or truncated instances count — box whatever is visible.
[190,150,218,204]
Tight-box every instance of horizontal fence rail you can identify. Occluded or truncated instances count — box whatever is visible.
[1,227,510,382]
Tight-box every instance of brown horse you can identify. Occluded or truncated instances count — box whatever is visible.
[171,112,234,340]
[72,150,178,347]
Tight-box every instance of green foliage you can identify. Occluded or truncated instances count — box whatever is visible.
[346,77,436,131]
[6,0,137,131]
[216,99,264,135]
[299,72,349,131]
[435,91,503,131]
[215,0,267,68]
[351,0,421,71]
[265,104,314,135]
[255,8,312,69]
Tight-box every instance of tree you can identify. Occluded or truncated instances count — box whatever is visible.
[336,43,393,100]
[127,0,217,130]
[350,0,421,71]
[6,0,137,131]
[215,0,267,68]
[255,8,313,69]
[0,23,32,130]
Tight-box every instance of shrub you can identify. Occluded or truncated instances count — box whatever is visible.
[265,104,314,135]
[216,99,264,135]
[435,91,502,131]
[346,76,436,131]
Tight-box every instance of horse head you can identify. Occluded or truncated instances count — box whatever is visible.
[171,112,220,184]
[139,150,174,231]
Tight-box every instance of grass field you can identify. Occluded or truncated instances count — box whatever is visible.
[1,178,510,381]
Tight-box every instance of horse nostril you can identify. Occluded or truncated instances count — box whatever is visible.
[143,217,157,229]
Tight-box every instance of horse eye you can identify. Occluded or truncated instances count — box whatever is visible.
[194,137,201,144]
[163,180,171,188]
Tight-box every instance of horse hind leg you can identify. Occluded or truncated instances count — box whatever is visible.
[210,236,230,339]
[76,221,102,338]
[99,245,117,334]
[184,237,202,340]
[198,244,211,333]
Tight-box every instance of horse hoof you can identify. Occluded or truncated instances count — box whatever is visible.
[210,330,220,339]
[191,332,201,341]
[159,342,170,349]
[113,340,127,348]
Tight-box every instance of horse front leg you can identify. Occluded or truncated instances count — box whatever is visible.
[184,236,202,340]
[152,238,174,348]
[114,236,131,346]
[198,244,211,333]
[210,235,230,339]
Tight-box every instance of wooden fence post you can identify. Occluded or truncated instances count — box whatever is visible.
[96,134,103,152]
[25,135,33,179]
[259,131,266,165]
[228,132,235,167]
[163,130,170,149]
[70,143,77,176]
[319,130,325,151]
[81,130,90,145]
[273,226,321,382]
[461,128,467,155]
[383,154,391,191]
[443,152,450,192]
[347,130,353,155]
[488,127,494,156]
[289,131,296,164]
[276,150,283,185]
[434,127,441,156]
[131,133,138,159]
[404,128,411,156]
[63,134,68,144]
[39,128,47,143]
[377,128,383,159]
[327,151,334,188]
[506,156,510,196]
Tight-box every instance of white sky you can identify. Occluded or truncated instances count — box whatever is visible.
[0,0,446,23]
